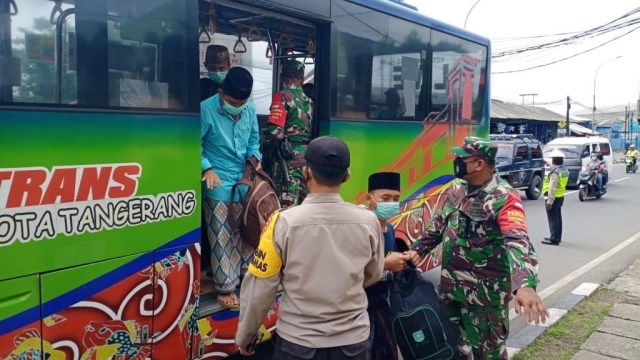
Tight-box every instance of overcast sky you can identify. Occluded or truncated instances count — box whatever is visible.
[404,0,640,115]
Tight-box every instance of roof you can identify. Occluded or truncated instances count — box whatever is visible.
[569,123,601,136]
[548,135,608,145]
[491,99,589,123]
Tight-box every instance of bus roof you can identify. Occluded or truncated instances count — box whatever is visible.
[347,0,491,47]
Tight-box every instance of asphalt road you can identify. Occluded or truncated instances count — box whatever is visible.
[509,162,640,334]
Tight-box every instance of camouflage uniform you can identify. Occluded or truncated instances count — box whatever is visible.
[412,137,539,360]
[265,60,313,207]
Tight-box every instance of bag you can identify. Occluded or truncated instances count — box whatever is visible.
[390,264,458,360]
[231,158,281,249]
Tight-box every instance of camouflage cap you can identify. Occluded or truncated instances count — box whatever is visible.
[451,136,498,162]
[281,60,304,78]
[205,45,230,64]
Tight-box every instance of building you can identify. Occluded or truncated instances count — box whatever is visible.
[490,99,589,144]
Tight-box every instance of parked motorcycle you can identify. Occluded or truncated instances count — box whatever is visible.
[578,166,606,201]
[625,155,638,173]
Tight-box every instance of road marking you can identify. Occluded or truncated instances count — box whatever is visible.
[614,177,630,182]
[565,190,578,195]
[509,229,640,321]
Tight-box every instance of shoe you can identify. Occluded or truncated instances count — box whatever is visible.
[542,239,560,245]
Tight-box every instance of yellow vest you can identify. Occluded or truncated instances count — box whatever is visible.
[542,166,569,198]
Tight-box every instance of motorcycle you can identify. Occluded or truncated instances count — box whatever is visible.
[625,155,638,173]
[578,165,606,201]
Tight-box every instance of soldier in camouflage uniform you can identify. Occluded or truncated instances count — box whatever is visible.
[265,60,314,207]
[408,137,548,359]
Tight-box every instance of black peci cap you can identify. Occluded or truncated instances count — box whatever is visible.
[222,67,253,100]
[304,136,350,171]
[368,172,401,192]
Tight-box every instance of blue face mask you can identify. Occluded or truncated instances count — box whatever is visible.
[374,201,400,220]
[222,100,247,115]
[208,71,227,83]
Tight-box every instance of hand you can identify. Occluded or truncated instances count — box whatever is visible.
[202,169,221,189]
[514,287,549,325]
[405,250,423,268]
[545,202,552,210]
[384,252,411,272]
[236,343,255,357]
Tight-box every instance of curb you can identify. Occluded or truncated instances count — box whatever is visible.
[506,282,601,359]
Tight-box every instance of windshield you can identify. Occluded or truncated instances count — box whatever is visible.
[495,143,514,159]
[543,144,581,159]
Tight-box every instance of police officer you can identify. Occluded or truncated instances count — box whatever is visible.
[542,150,569,246]
[236,136,383,359]
[265,59,314,208]
[200,45,231,101]
[408,137,548,359]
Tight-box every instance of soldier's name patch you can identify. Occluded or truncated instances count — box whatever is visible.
[497,193,528,232]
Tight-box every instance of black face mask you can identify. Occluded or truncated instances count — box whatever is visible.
[453,157,470,179]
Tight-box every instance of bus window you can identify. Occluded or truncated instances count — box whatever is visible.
[429,30,488,124]
[0,0,194,111]
[1,0,76,105]
[107,0,191,110]
[333,1,430,121]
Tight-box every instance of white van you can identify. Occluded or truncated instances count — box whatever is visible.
[542,136,613,188]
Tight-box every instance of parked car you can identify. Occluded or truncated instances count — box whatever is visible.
[490,134,546,200]
[542,136,613,188]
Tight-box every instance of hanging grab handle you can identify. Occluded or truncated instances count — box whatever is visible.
[278,32,293,49]
[247,24,262,42]
[307,36,316,55]
[49,0,63,24]
[234,32,247,53]
[208,17,216,34]
[9,0,18,15]
[199,26,211,44]
[265,44,273,59]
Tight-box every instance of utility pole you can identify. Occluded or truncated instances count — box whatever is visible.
[566,96,571,136]
[519,93,538,106]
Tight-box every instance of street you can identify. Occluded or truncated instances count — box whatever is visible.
[509,162,640,335]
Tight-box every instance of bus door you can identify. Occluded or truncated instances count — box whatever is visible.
[195,1,318,357]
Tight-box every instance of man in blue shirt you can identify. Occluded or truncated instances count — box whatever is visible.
[201,67,262,308]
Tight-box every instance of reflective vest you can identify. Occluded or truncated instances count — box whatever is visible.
[542,166,569,198]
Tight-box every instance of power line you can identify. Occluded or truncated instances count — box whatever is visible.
[493,24,640,74]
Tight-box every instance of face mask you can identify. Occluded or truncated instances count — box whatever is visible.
[222,100,247,115]
[453,157,470,178]
[591,156,597,160]
[208,71,227,83]
[374,201,400,220]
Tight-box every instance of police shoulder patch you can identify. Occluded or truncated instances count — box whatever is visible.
[248,211,283,278]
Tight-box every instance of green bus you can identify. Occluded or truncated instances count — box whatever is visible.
[0,0,490,358]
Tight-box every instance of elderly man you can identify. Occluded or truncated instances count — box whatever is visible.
[201,67,261,308]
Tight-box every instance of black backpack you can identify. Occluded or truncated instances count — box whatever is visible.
[390,265,458,360]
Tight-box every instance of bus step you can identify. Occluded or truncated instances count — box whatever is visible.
[198,290,240,318]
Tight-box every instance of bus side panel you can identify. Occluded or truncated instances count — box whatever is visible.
[151,244,200,360]
[329,121,481,243]
[195,294,281,359]
[0,276,44,359]
[0,110,200,282]
[40,254,154,359]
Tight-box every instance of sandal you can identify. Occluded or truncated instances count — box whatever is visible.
[217,293,239,309]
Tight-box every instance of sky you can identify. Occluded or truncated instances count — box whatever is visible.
[404,0,640,116]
